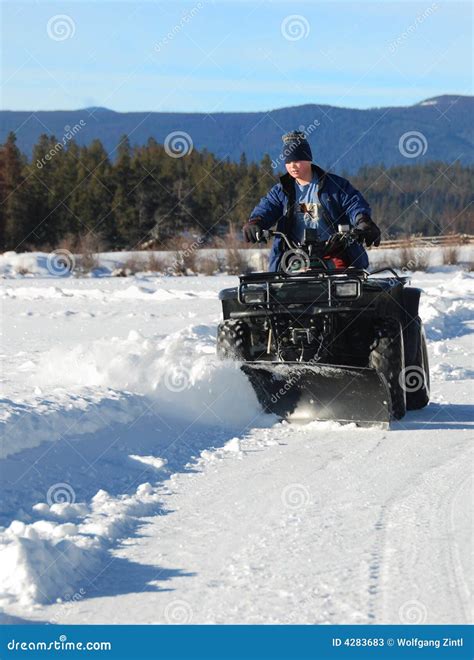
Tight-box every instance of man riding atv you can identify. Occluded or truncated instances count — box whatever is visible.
[216,130,430,425]
[242,130,381,270]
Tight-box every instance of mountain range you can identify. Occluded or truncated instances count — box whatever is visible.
[1,95,472,173]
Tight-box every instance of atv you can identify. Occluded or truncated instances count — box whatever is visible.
[216,226,430,426]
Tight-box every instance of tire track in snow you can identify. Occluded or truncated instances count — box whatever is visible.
[443,471,472,622]
[366,504,388,621]
[375,444,472,623]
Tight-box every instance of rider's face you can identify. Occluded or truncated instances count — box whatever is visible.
[285,160,312,180]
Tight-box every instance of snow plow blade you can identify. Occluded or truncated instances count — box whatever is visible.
[241,362,391,426]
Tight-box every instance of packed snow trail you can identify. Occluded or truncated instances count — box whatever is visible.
[0,271,472,624]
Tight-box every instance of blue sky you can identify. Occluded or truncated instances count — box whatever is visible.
[1,0,472,112]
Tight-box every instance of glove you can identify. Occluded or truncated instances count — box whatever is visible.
[243,220,266,243]
[324,233,346,258]
[354,216,381,248]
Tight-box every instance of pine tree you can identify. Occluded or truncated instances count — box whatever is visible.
[23,134,78,248]
[1,132,31,250]
[68,139,114,246]
[111,135,139,247]
[3,129,473,250]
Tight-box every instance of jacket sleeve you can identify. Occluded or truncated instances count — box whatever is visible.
[336,177,371,225]
[249,183,285,229]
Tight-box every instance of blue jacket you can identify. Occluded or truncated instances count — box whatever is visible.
[249,164,370,271]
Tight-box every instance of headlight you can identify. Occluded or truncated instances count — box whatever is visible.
[332,280,359,298]
[240,284,267,304]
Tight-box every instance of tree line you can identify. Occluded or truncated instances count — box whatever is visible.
[0,131,472,252]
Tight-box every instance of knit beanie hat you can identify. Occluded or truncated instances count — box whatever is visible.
[281,130,313,163]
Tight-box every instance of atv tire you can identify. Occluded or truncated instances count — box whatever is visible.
[405,317,430,410]
[369,319,407,420]
[217,319,251,361]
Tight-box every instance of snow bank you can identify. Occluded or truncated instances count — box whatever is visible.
[418,271,474,341]
[431,363,474,381]
[0,324,273,606]
[0,283,216,301]
[1,324,266,459]
[0,249,265,279]
[0,318,275,607]
[1,270,472,611]
[0,391,151,460]
[0,245,472,279]
[0,483,161,606]
[29,324,262,423]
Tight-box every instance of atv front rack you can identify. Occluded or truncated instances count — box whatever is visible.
[240,268,369,283]
[229,305,378,319]
[237,271,367,309]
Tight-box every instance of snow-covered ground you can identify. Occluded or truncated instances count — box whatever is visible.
[0,244,472,278]
[0,267,472,625]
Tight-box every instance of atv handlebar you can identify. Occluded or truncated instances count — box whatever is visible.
[257,227,360,251]
[259,229,292,250]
